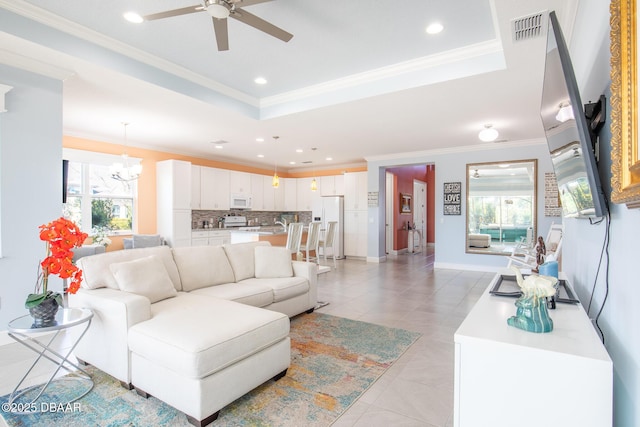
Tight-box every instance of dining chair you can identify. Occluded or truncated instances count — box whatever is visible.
[300,221,321,263]
[285,223,304,259]
[318,221,338,269]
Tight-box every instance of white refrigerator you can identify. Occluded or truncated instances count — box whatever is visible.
[313,196,345,259]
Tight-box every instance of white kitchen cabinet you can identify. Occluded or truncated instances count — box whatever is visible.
[156,160,192,248]
[157,159,191,210]
[282,178,297,211]
[250,174,265,211]
[191,165,201,209]
[344,171,367,210]
[344,210,367,257]
[192,229,230,246]
[320,175,345,196]
[263,176,277,211]
[229,170,251,194]
[201,167,230,210]
[454,273,612,427]
[296,178,316,211]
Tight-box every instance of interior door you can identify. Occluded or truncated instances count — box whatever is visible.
[385,172,394,254]
[413,180,427,248]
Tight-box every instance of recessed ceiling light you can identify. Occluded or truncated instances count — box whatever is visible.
[254,77,267,85]
[296,149,303,153]
[257,154,264,158]
[256,137,264,142]
[215,145,223,149]
[289,161,296,165]
[426,22,444,34]
[124,11,144,24]
[326,157,333,161]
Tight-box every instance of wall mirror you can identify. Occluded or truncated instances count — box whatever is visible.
[466,160,537,255]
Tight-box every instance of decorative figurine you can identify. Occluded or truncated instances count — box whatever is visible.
[534,236,546,272]
[507,267,557,333]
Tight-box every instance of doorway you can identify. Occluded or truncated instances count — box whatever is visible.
[413,179,427,251]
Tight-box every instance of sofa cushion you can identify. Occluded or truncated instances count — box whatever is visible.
[172,246,236,291]
[254,246,293,279]
[128,294,289,379]
[240,277,309,303]
[223,241,270,282]
[78,246,182,291]
[109,255,178,303]
[133,234,163,248]
[190,282,273,307]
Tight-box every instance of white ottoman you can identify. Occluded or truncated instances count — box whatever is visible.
[128,294,290,426]
[468,233,491,248]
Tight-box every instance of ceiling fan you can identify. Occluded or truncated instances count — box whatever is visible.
[142,0,293,51]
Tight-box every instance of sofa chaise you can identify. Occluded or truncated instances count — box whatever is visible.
[69,241,318,426]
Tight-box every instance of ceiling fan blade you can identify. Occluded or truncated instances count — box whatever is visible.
[230,8,293,42]
[143,5,204,21]
[231,0,275,6]
[212,18,230,51]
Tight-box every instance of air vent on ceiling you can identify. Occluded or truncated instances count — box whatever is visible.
[512,12,546,42]
[301,161,313,164]
[210,140,229,145]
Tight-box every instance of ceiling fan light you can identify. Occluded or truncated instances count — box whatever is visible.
[555,104,574,123]
[478,125,499,142]
[207,3,230,19]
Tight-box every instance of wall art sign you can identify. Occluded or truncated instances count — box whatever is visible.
[544,172,562,217]
[444,182,461,215]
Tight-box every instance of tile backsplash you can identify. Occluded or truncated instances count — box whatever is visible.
[192,210,312,229]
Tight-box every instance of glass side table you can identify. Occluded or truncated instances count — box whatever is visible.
[6,307,94,414]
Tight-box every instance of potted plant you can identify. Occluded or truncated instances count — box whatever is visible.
[26,217,88,327]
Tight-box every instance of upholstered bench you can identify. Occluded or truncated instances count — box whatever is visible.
[128,294,290,426]
[468,233,491,248]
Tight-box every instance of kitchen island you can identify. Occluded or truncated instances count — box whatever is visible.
[229,226,307,246]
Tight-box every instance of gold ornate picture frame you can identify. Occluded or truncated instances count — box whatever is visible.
[611,0,640,208]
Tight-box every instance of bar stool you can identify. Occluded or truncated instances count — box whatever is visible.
[318,221,338,269]
[285,223,304,260]
[300,221,321,263]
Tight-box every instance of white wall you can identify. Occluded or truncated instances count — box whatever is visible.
[0,65,63,328]
[566,1,639,425]
[367,141,557,271]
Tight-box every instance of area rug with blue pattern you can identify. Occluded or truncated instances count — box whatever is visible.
[1,312,420,426]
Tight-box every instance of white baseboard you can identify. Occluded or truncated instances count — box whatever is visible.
[434,262,502,273]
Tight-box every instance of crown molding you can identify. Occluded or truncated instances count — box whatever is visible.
[261,39,503,108]
[0,48,75,80]
[365,138,547,164]
[0,83,12,112]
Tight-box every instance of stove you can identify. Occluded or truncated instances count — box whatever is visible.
[222,216,247,228]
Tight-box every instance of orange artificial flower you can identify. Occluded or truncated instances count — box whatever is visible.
[26,217,88,309]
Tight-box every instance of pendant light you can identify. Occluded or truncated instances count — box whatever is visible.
[272,136,280,188]
[110,122,142,182]
[310,147,318,191]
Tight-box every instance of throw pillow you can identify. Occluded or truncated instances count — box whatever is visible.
[132,234,163,248]
[254,246,293,279]
[109,255,177,303]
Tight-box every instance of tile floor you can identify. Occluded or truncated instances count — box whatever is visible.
[0,248,494,427]
[318,249,493,427]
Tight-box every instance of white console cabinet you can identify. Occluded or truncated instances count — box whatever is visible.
[454,272,612,427]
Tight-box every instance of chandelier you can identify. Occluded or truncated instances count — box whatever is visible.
[111,122,142,182]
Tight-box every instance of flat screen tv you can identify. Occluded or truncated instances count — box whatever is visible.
[540,11,608,218]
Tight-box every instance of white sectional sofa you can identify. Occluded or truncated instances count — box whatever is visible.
[68,241,318,426]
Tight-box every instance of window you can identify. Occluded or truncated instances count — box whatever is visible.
[63,149,139,234]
